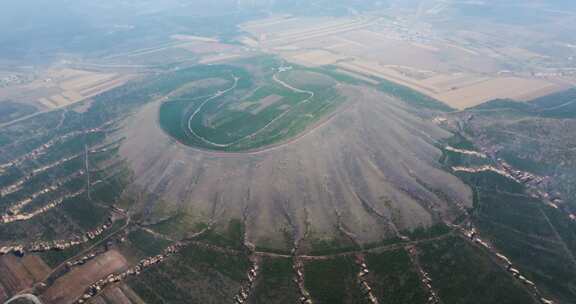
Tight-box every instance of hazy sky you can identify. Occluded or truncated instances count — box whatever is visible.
[0,0,574,63]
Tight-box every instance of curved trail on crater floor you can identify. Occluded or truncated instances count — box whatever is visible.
[186,75,240,148]
[172,91,354,157]
[4,294,44,304]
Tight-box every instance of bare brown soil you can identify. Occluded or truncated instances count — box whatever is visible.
[42,250,128,304]
[0,255,50,300]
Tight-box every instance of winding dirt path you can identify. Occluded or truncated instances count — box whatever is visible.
[186,76,240,147]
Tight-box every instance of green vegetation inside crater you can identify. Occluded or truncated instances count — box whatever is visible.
[158,59,345,151]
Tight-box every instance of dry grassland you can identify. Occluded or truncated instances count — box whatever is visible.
[437,77,567,109]
[173,39,251,64]
[0,68,134,112]
[338,60,439,94]
[421,73,489,91]
[256,17,377,46]
[241,16,351,38]
[287,50,344,67]
[176,41,237,55]
[339,60,566,109]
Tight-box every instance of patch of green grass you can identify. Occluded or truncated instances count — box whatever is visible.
[543,207,576,257]
[61,195,108,230]
[498,150,548,175]
[307,235,359,256]
[178,243,250,282]
[128,266,190,303]
[404,223,451,240]
[253,257,299,304]
[128,279,165,304]
[197,219,245,250]
[418,236,535,304]
[304,255,366,304]
[149,214,208,240]
[478,191,555,237]
[365,249,428,303]
[128,229,171,256]
[0,101,37,124]
[127,241,250,303]
[89,169,130,206]
[444,134,576,302]
[0,133,10,146]
[40,245,84,269]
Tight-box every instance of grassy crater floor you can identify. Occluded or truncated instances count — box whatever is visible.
[158,57,345,152]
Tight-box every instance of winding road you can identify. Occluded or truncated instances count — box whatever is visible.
[185,75,240,148]
[4,294,43,304]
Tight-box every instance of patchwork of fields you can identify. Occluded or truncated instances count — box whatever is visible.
[0,68,135,112]
[240,16,570,109]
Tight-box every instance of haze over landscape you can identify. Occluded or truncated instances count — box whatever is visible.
[1,1,576,304]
